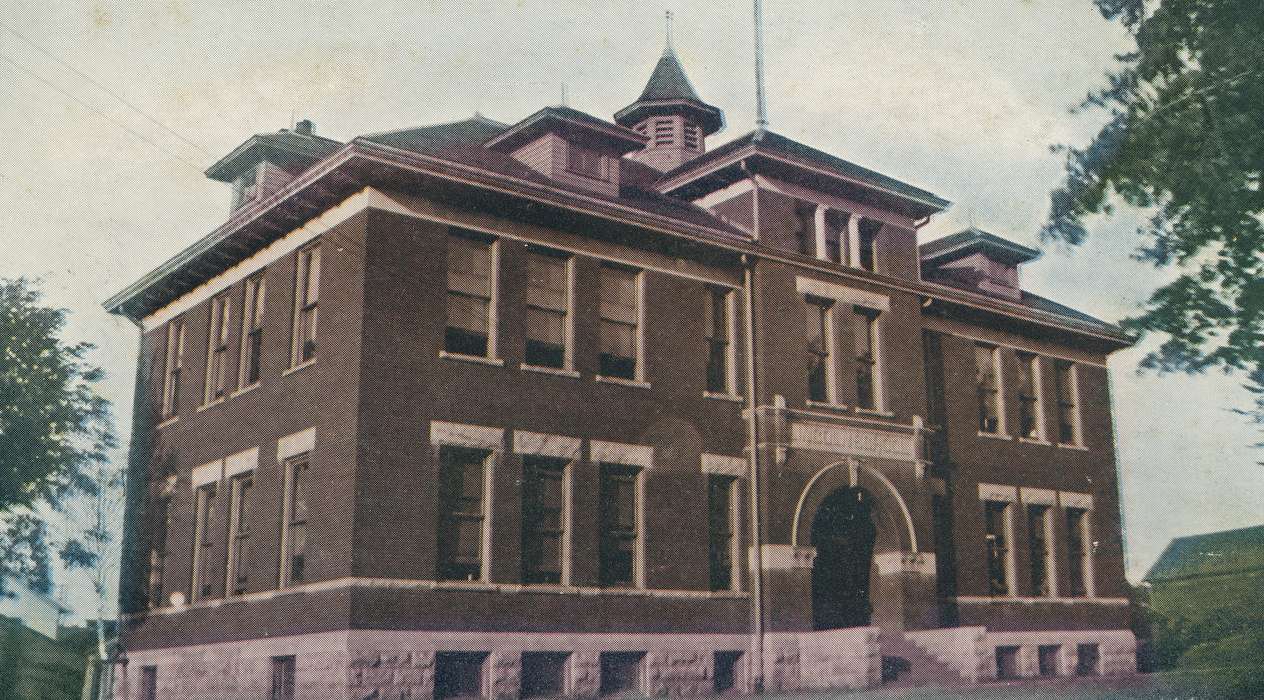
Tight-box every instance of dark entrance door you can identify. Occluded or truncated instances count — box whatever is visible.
[811,486,877,630]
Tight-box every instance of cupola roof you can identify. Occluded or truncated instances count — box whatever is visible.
[615,48,724,135]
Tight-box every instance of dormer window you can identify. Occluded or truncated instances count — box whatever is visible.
[567,145,607,180]
[231,165,260,210]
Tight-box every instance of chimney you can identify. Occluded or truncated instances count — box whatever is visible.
[295,119,314,136]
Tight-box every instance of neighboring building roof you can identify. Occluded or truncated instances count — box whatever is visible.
[657,129,950,216]
[485,106,647,153]
[1145,524,1264,583]
[920,227,1042,265]
[614,48,724,135]
[204,129,343,182]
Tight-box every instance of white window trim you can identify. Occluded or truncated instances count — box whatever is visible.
[480,451,495,584]
[805,297,840,406]
[847,214,863,269]
[518,451,574,587]
[590,440,653,469]
[1028,502,1059,598]
[1061,498,1097,598]
[635,468,646,589]
[488,239,501,361]
[978,483,1017,503]
[635,270,646,383]
[795,276,890,312]
[431,421,504,451]
[203,294,231,406]
[521,252,576,372]
[277,427,316,463]
[992,500,1018,598]
[237,273,266,390]
[191,460,224,490]
[224,447,258,478]
[1030,354,1047,442]
[977,344,1007,437]
[189,480,217,603]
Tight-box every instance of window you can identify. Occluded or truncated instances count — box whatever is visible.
[1054,360,1081,445]
[279,456,309,587]
[599,464,640,587]
[1027,504,1053,597]
[984,500,1012,596]
[270,656,296,700]
[598,265,640,380]
[191,482,217,602]
[823,215,843,264]
[446,233,495,358]
[226,473,253,596]
[1017,352,1043,440]
[438,447,489,582]
[975,344,1003,434]
[525,250,571,370]
[204,293,231,403]
[522,456,568,585]
[853,306,881,410]
[805,297,834,403]
[995,646,1020,680]
[521,652,569,698]
[290,244,320,366]
[140,666,157,700]
[708,475,738,591]
[857,219,879,272]
[1066,507,1091,597]
[161,318,185,419]
[231,165,259,209]
[599,652,644,697]
[1038,645,1062,677]
[435,653,488,700]
[1075,643,1100,676]
[239,273,266,387]
[705,287,734,394]
[147,496,170,608]
[567,145,606,179]
[713,652,742,695]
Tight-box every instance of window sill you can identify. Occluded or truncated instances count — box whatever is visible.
[439,351,504,367]
[704,391,743,403]
[283,359,317,376]
[1018,437,1052,446]
[231,383,260,399]
[856,407,895,418]
[1057,442,1089,451]
[978,431,1013,441]
[520,363,580,378]
[196,397,226,413]
[806,400,848,412]
[156,416,178,430]
[595,375,651,389]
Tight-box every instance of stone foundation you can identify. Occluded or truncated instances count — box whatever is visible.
[905,627,1137,682]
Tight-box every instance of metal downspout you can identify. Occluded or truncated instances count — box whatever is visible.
[741,160,765,693]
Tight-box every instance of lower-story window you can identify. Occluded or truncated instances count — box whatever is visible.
[1075,643,1100,676]
[1027,504,1053,597]
[984,500,1012,596]
[599,463,641,587]
[438,446,490,582]
[1038,644,1062,677]
[520,652,569,698]
[708,475,738,591]
[522,456,568,585]
[599,652,644,697]
[1066,507,1091,596]
[190,482,217,602]
[280,456,309,587]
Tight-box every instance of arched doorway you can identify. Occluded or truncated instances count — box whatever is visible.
[811,486,877,630]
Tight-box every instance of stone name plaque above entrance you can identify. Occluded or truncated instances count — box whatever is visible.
[790,421,916,461]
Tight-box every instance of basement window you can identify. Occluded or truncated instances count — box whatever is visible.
[599,652,644,697]
[713,651,742,695]
[521,652,569,698]
[1075,644,1100,676]
[435,652,488,700]
[1038,645,1062,677]
[995,646,1020,680]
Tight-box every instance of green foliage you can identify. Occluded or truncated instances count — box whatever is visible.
[0,277,116,592]
[1046,0,1264,437]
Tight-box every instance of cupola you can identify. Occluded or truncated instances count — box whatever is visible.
[205,120,342,215]
[615,44,724,173]
[919,227,1041,301]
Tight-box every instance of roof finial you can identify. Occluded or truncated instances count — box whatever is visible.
[664,10,674,54]
[754,0,768,129]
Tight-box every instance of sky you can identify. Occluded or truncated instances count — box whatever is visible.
[1,0,1260,622]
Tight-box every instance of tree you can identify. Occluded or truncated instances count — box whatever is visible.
[0,277,116,594]
[1045,0,1264,439]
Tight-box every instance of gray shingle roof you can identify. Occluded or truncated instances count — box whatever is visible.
[204,129,343,181]
[614,49,724,135]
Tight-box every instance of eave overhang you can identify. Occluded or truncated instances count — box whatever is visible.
[204,133,341,182]
[920,228,1042,266]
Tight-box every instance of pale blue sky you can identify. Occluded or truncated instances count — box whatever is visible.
[2,1,1259,621]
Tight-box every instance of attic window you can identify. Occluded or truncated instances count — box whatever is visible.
[567,145,607,180]
[683,124,700,150]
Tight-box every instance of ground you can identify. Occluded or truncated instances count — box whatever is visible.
[764,670,1260,699]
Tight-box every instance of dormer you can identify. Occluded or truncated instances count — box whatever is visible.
[614,47,724,172]
[205,120,342,215]
[486,106,647,198]
[919,227,1041,301]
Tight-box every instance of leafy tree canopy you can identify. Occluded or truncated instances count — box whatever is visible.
[1046,0,1264,432]
[0,277,116,593]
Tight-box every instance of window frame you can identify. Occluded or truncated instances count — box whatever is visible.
[704,286,738,396]
[521,455,572,586]
[1016,352,1045,441]
[290,243,321,367]
[239,272,266,388]
[160,317,185,419]
[853,305,883,411]
[566,143,608,180]
[523,249,575,372]
[437,446,493,583]
[203,292,232,404]
[278,454,309,588]
[597,264,644,383]
[444,231,499,361]
[975,344,1005,435]
[984,499,1015,597]
[190,481,218,602]
[805,296,837,405]
[598,463,644,589]
[225,472,254,596]
[140,666,158,700]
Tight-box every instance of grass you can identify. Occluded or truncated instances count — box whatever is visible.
[754,670,1260,699]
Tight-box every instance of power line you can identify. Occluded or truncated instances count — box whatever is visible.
[0,52,206,174]
[0,21,213,156]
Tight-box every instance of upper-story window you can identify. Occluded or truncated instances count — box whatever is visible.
[438,446,490,582]
[204,293,232,404]
[975,344,1004,434]
[1054,360,1082,446]
[984,500,1013,596]
[279,454,309,587]
[566,145,607,180]
[239,273,266,387]
[853,306,881,410]
[1016,352,1044,440]
[190,481,217,602]
[805,296,835,404]
[446,232,496,359]
[857,220,880,272]
[705,287,735,395]
[161,317,185,420]
[525,250,572,370]
[598,264,641,381]
[226,472,253,596]
[599,463,641,588]
[290,244,320,366]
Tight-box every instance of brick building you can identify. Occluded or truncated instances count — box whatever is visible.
[105,40,1137,698]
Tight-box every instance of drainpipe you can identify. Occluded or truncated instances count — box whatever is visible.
[740,160,765,693]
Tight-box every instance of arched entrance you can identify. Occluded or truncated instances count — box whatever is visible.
[810,486,877,630]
